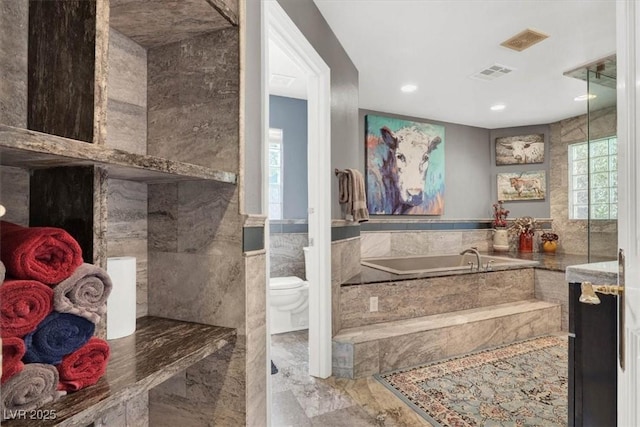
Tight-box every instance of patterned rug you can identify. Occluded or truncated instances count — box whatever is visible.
[375,336,568,427]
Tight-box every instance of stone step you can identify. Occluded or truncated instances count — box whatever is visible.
[332,299,561,379]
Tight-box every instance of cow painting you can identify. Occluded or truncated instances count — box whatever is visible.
[495,134,545,165]
[365,115,445,215]
[497,171,546,201]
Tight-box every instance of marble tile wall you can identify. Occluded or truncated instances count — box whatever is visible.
[361,230,492,258]
[534,269,569,331]
[93,392,149,427]
[0,167,29,226]
[331,237,361,335]
[106,28,147,154]
[339,303,560,378]
[270,233,308,279]
[106,179,148,317]
[146,23,247,424]
[340,268,535,329]
[147,28,239,171]
[0,0,27,128]
[245,250,267,425]
[148,337,245,426]
[549,106,617,257]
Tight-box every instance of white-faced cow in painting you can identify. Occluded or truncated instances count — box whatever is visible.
[366,115,445,215]
[495,134,545,165]
[380,126,442,209]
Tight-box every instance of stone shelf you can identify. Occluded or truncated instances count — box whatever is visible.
[0,125,237,184]
[3,317,236,427]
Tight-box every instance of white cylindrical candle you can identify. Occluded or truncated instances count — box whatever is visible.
[106,257,137,339]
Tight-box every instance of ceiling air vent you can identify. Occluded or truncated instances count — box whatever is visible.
[470,64,516,81]
[269,73,296,87]
[500,28,549,52]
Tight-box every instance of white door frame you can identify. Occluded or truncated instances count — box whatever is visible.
[263,1,332,380]
[616,1,639,425]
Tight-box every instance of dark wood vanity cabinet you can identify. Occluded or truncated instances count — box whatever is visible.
[568,282,617,427]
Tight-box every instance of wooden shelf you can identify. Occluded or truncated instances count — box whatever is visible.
[3,317,236,427]
[0,125,237,184]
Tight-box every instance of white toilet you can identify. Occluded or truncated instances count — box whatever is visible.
[269,247,310,334]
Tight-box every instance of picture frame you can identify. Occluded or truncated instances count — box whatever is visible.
[365,114,445,215]
[495,134,544,165]
[497,171,546,201]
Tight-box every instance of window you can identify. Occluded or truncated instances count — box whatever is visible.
[568,136,617,220]
[268,128,284,220]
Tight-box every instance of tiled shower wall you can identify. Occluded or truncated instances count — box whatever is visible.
[550,106,617,258]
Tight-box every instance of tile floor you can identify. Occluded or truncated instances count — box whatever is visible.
[270,330,431,426]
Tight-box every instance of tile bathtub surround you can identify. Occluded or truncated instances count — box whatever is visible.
[535,269,569,331]
[340,268,535,329]
[333,300,561,378]
[361,229,492,258]
[332,236,362,335]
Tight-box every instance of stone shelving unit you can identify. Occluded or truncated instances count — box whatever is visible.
[3,317,236,427]
[0,125,237,184]
[0,0,258,425]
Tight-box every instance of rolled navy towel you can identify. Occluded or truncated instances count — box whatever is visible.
[54,263,112,324]
[1,336,26,384]
[0,221,83,284]
[0,364,65,420]
[57,337,110,392]
[23,312,95,365]
[0,279,54,338]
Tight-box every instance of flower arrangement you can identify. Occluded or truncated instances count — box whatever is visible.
[492,201,509,228]
[541,232,559,243]
[509,216,537,236]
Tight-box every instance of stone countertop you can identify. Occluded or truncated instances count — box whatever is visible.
[565,261,618,285]
[344,251,616,285]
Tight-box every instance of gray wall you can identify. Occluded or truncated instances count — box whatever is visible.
[359,109,491,219]
[489,125,551,218]
[269,95,308,219]
[242,0,263,215]
[243,0,360,218]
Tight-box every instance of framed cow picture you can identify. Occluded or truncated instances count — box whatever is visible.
[497,171,546,201]
[365,114,445,215]
[495,134,544,165]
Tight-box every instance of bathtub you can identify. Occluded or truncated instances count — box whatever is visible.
[361,254,538,275]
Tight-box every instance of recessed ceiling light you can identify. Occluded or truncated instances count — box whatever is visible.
[490,104,506,111]
[401,84,418,93]
[574,94,597,101]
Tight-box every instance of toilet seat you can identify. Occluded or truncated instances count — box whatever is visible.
[270,276,305,290]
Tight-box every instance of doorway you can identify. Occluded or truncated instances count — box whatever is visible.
[263,0,332,388]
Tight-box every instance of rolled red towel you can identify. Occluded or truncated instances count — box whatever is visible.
[0,279,54,338]
[1,337,26,384]
[0,221,83,284]
[57,337,110,392]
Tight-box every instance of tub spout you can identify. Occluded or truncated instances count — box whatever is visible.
[460,247,481,271]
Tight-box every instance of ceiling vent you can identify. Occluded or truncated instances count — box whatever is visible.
[269,73,296,87]
[500,28,549,52]
[470,64,516,81]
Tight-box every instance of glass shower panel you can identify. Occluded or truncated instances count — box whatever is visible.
[587,69,617,261]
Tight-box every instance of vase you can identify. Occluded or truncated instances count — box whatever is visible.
[493,228,509,252]
[518,232,534,252]
[542,241,558,253]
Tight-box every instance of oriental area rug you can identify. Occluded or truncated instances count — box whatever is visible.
[375,336,568,427]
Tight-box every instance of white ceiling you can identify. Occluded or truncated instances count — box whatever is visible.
[309,0,616,129]
[268,39,308,100]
